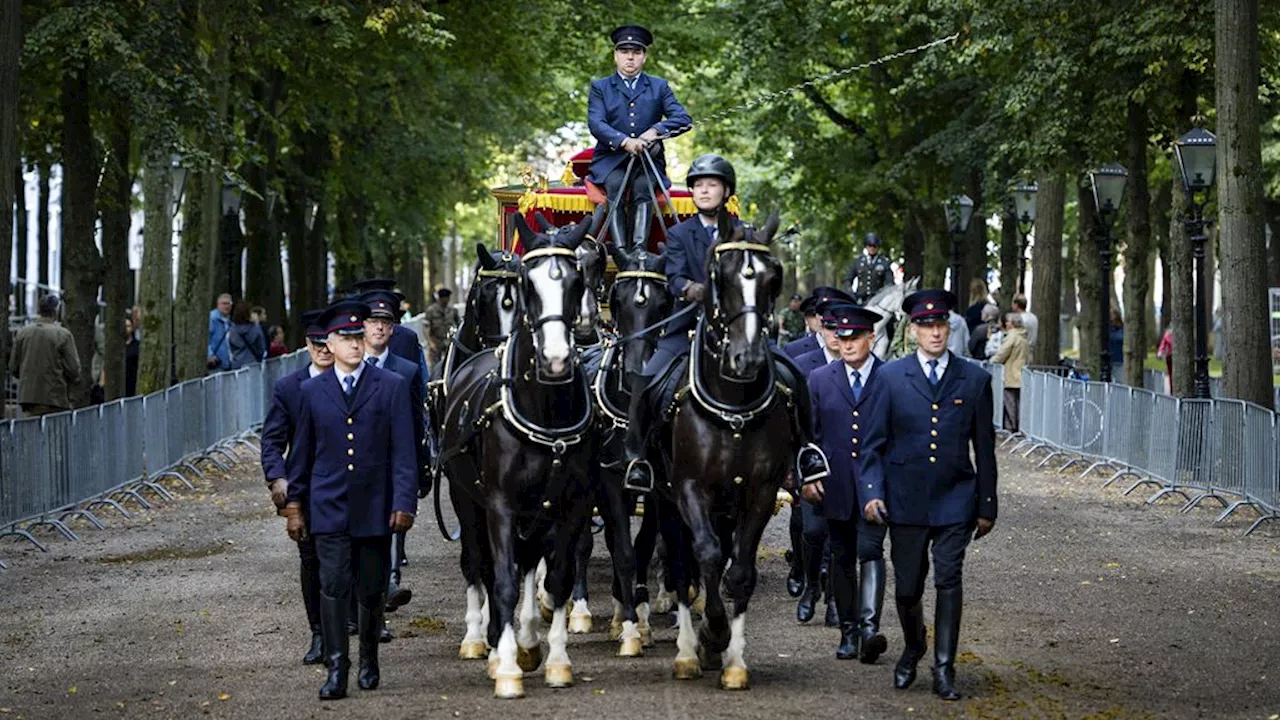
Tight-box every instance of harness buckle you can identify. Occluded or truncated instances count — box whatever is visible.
[551,438,567,456]
[728,414,745,432]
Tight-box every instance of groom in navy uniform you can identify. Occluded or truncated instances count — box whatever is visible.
[857,289,997,701]
[800,304,890,663]
[588,24,692,249]
[283,300,418,700]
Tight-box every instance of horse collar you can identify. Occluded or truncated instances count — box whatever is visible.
[496,337,592,450]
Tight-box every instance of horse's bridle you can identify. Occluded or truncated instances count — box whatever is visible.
[706,241,777,357]
[519,246,584,384]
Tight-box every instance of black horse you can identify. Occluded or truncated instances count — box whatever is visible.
[431,243,522,662]
[657,212,791,690]
[438,214,597,698]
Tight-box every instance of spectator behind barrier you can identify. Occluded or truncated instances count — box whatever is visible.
[228,300,268,370]
[9,294,82,417]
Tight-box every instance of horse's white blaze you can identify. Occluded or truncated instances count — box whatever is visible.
[547,606,570,666]
[462,584,486,647]
[675,603,698,662]
[724,614,747,670]
[518,569,540,649]
[740,254,762,342]
[495,624,520,676]
[528,260,570,375]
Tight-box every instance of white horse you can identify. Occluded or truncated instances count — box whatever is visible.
[865,278,918,360]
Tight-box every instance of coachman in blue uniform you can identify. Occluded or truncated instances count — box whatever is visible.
[284,300,419,700]
[348,277,429,385]
[801,304,891,663]
[360,289,428,616]
[261,310,332,665]
[588,25,692,249]
[857,289,998,701]
[619,154,830,495]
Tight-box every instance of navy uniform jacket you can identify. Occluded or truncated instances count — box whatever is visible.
[286,366,419,537]
[587,73,692,187]
[373,352,429,479]
[784,334,820,359]
[809,356,883,522]
[793,346,835,377]
[260,365,314,483]
[389,324,429,382]
[856,353,998,527]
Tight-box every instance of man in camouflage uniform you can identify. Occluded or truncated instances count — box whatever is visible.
[845,232,892,306]
[777,293,806,344]
[423,288,460,367]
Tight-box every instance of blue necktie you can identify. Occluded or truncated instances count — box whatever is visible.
[343,374,356,397]
[850,370,862,402]
[365,356,378,369]
[928,359,940,386]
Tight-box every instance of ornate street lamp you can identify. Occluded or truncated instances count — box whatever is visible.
[1175,125,1217,399]
[1088,163,1128,383]
[1011,181,1037,293]
[943,194,974,294]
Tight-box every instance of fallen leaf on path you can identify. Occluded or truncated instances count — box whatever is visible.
[218,694,230,701]
[67,686,76,695]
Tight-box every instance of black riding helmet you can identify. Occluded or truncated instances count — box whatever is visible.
[686,154,736,197]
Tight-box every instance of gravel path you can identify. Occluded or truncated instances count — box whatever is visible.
[1,445,1278,720]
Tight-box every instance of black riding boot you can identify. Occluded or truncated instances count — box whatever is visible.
[606,199,629,248]
[622,372,656,492]
[836,622,859,660]
[786,507,804,597]
[358,600,383,690]
[385,538,412,613]
[932,587,963,701]
[319,594,350,700]
[893,598,927,690]
[789,372,830,483]
[300,556,324,664]
[823,570,839,628]
[395,529,408,567]
[858,560,888,664]
[796,540,823,624]
[630,200,653,251]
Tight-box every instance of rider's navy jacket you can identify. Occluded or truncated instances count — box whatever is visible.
[587,72,691,187]
[784,334,820,359]
[389,324,429,382]
[793,346,833,377]
[809,355,883,522]
[286,364,418,537]
[856,353,998,527]
[260,364,314,483]
[369,351,428,481]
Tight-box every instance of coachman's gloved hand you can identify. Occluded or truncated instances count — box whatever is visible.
[283,503,307,542]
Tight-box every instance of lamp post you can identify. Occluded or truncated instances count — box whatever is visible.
[1012,182,1038,294]
[943,194,974,294]
[221,179,244,298]
[1174,126,1217,399]
[168,155,187,386]
[1088,163,1128,383]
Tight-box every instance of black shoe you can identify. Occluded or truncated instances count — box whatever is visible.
[319,595,350,700]
[786,552,803,597]
[931,587,963,701]
[893,598,926,690]
[857,560,888,665]
[358,602,383,691]
[302,629,324,665]
[786,575,803,598]
[824,596,839,628]
[379,623,393,643]
[796,583,819,624]
[835,622,859,660]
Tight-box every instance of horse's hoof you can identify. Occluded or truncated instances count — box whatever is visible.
[720,666,750,691]
[544,662,574,688]
[494,673,525,699]
[487,657,499,680]
[618,636,644,657]
[539,602,554,624]
[607,620,623,642]
[517,645,543,673]
[459,639,487,660]
[639,625,654,648]
[653,594,674,615]
[569,613,593,634]
[673,657,702,680]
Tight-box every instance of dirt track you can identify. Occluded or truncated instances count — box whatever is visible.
[1,446,1278,720]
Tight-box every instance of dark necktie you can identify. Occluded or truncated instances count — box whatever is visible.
[928,359,940,386]
[365,356,378,369]
[343,374,356,397]
[850,370,862,402]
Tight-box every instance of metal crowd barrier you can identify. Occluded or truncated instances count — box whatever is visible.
[1011,368,1280,536]
[0,351,308,567]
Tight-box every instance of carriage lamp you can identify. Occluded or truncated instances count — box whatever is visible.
[1176,125,1217,399]
[943,194,974,294]
[1088,163,1128,383]
[1011,182,1038,293]
[168,154,188,219]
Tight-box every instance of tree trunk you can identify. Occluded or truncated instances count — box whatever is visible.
[402,240,425,313]
[0,0,17,391]
[283,180,310,347]
[36,159,49,297]
[100,100,133,399]
[998,205,1019,309]
[60,61,100,407]
[963,171,987,290]
[1030,172,1066,366]
[136,159,174,395]
[902,203,925,282]
[1076,178,1103,380]
[309,201,329,304]
[1122,100,1152,387]
[174,170,208,382]
[1216,0,1271,407]
[14,164,25,317]
[424,232,442,299]
[243,73,286,331]
[1170,179,1196,397]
